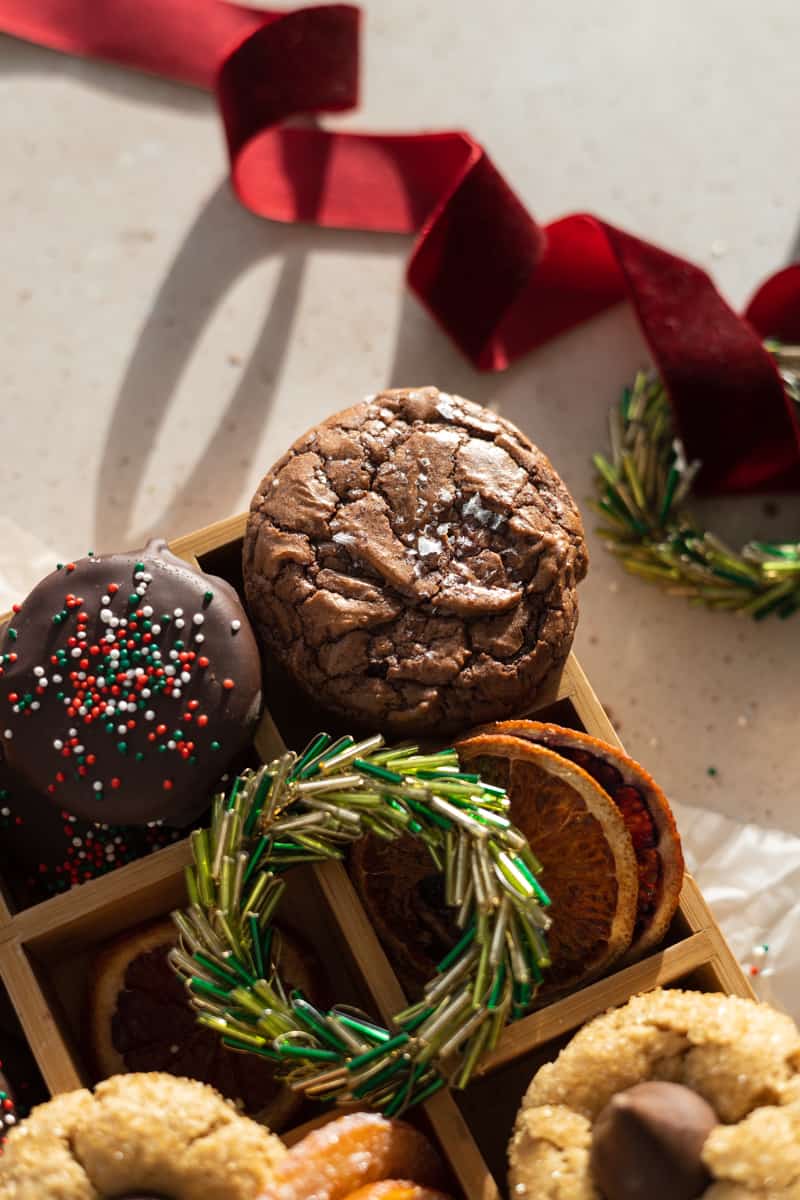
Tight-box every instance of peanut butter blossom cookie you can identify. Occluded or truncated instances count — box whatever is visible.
[509,989,800,1200]
[0,1073,286,1199]
[243,387,587,735]
[0,540,261,826]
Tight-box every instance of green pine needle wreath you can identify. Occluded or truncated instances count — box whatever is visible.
[591,343,800,620]
[170,733,551,1116]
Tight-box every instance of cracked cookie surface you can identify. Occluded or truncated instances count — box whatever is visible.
[0,1072,285,1199]
[243,387,587,734]
[508,989,800,1200]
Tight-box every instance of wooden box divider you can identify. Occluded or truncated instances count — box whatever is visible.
[0,514,752,1200]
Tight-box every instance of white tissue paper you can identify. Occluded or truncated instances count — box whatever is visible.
[674,799,800,1019]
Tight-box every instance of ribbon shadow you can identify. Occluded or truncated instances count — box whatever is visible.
[94,178,408,550]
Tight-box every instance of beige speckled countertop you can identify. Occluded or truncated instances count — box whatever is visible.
[1,1,799,998]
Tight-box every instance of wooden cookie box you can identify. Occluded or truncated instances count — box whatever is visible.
[0,514,752,1200]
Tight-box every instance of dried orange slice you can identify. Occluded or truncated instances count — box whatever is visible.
[259,1113,446,1200]
[350,830,461,997]
[468,721,684,960]
[455,733,638,992]
[88,917,318,1129]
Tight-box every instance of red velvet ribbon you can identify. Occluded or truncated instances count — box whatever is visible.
[2,0,799,492]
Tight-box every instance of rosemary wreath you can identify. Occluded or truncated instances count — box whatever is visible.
[169,732,551,1116]
[592,343,800,619]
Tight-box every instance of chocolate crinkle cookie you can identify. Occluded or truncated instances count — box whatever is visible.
[244,387,587,734]
[0,1072,285,1200]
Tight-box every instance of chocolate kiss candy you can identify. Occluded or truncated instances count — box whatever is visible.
[590,1080,718,1200]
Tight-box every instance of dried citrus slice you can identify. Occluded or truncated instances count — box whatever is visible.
[469,721,684,960]
[349,831,461,997]
[88,917,317,1130]
[455,733,638,992]
[259,1113,446,1200]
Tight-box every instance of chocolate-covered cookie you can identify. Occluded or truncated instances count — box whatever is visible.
[0,764,182,909]
[0,541,261,826]
[0,989,49,1152]
[244,388,587,735]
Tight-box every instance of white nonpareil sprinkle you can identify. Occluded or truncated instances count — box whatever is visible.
[231,619,241,633]
[145,710,155,721]
[33,666,44,677]
[93,781,103,791]
[194,633,204,644]
[193,613,204,626]
[174,618,185,629]
[3,730,12,740]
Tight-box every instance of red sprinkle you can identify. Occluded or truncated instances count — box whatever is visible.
[222,678,234,690]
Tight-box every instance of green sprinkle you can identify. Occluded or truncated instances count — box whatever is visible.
[117,741,127,754]
[354,758,404,784]
[348,1033,409,1071]
[354,1055,409,1098]
[7,629,16,641]
[435,923,476,973]
[203,590,213,604]
[410,1076,445,1106]
[222,1036,281,1060]
[193,953,240,989]
[211,740,221,751]
[276,1044,339,1062]
[334,1013,391,1044]
[189,977,232,1002]
[707,766,718,777]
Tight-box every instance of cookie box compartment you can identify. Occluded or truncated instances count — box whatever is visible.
[0,977,49,1126]
[0,513,753,1200]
